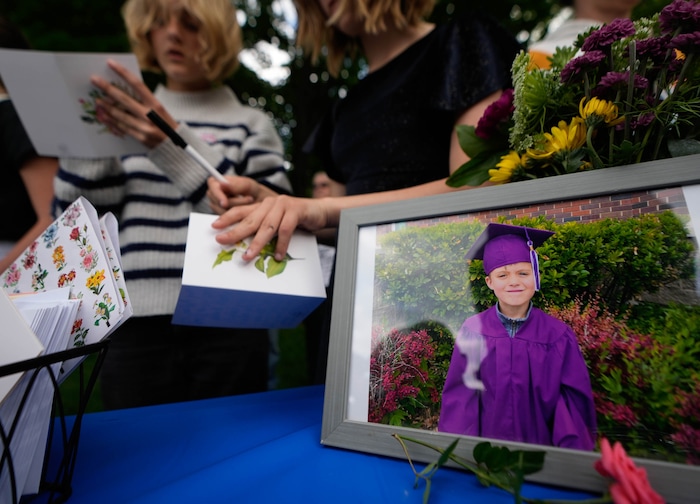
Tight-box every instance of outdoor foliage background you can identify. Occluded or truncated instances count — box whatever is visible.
[3,0,672,196]
[369,212,700,464]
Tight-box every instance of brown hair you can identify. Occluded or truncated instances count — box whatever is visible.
[121,0,243,84]
[294,0,436,77]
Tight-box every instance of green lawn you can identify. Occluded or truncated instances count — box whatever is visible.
[57,326,310,416]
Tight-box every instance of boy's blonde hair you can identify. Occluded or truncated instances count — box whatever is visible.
[122,0,243,84]
[294,0,436,77]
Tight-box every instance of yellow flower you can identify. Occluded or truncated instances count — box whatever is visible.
[489,151,525,184]
[579,97,624,127]
[52,246,65,264]
[86,269,106,290]
[527,118,587,159]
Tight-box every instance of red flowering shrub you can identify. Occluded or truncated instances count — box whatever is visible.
[670,383,700,464]
[368,327,441,428]
[548,295,700,463]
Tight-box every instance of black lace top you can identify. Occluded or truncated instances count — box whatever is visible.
[306,12,521,195]
[0,100,38,240]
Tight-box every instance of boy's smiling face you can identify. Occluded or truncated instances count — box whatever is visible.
[485,261,536,318]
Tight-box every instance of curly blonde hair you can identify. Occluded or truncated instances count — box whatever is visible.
[121,0,243,84]
[294,0,436,77]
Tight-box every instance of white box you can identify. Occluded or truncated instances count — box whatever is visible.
[173,213,326,329]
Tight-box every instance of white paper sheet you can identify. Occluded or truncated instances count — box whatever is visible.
[0,49,146,158]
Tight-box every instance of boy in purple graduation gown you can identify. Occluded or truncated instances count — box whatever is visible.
[438,223,597,450]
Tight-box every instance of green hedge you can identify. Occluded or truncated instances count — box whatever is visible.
[373,211,694,332]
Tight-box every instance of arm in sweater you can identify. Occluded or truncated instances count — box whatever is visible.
[53,157,126,216]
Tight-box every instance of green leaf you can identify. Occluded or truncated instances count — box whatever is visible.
[212,249,235,268]
[456,125,486,157]
[417,461,437,478]
[512,450,546,475]
[473,441,493,464]
[266,257,288,278]
[260,239,277,257]
[446,150,504,188]
[484,446,509,472]
[435,439,459,468]
[254,256,265,273]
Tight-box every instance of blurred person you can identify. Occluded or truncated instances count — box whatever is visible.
[53,0,292,409]
[303,170,341,381]
[311,170,340,199]
[208,2,521,260]
[207,0,521,382]
[529,0,641,68]
[0,15,59,273]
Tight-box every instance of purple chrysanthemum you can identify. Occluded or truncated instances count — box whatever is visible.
[593,71,649,98]
[630,112,655,129]
[659,0,700,34]
[475,88,514,140]
[669,52,687,74]
[671,31,700,52]
[615,112,655,132]
[560,51,607,84]
[582,18,636,52]
[633,35,673,64]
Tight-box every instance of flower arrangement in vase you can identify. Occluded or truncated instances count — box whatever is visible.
[448,0,700,188]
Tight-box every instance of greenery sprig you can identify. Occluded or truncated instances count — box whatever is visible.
[393,434,665,504]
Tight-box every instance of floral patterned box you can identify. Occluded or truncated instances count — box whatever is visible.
[1,197,132,378]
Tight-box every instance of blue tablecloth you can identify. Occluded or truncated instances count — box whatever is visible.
[41,386,594,503]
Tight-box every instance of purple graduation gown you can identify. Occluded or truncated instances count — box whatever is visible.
[438,306,597,450]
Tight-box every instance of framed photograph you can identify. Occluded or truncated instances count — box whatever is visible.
[321,154,700,503]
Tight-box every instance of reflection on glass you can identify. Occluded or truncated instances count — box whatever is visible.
[363,186,700,465]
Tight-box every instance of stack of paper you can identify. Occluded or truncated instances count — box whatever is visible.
[0,197,132,502]
[0,292,44,405]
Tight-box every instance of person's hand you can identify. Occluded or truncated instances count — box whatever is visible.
[207,175,280,214]
[91,59,175,149]
[211,195,330,261]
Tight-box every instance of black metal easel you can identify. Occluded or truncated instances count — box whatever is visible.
[0,340,109,504]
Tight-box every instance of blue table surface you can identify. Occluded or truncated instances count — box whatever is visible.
[39,386,595,503]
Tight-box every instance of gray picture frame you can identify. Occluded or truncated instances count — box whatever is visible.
[321,154,700,503]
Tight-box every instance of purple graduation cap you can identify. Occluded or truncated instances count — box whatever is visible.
[465,223,555,291]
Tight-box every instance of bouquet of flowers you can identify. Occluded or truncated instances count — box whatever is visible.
[448,0,700,187]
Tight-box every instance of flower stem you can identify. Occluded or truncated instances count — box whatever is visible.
[586,125,604,169]
[392,434,614,504]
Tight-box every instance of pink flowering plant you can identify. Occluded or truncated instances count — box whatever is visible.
[368,321,454,428]
[547,296,700,464]
[448,0,700,187]
[368,326,442,428]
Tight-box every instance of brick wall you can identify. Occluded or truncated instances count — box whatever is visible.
[378,188,689,235]
[471,188,688,224]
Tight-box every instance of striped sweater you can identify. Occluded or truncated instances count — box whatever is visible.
[54,84,292,317]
